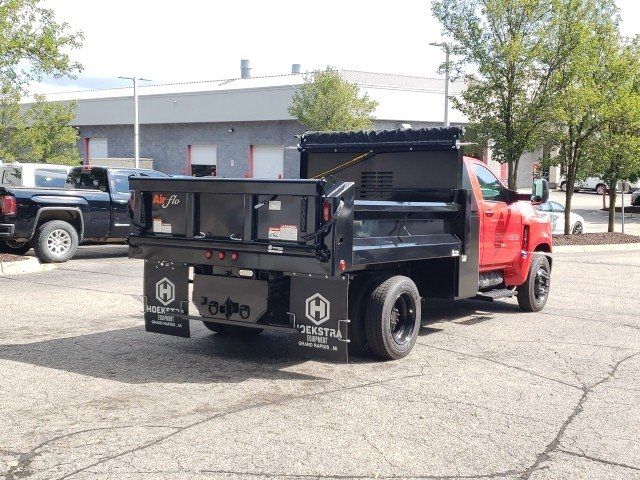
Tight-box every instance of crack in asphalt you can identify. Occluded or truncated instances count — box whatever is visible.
[519,351,640,479]
[196,469,522,479]
[1,425,179,480]
[415,342,581,390]
[557,449,640,472]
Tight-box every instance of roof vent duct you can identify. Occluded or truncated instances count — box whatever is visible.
[291,64,301,74]
[240,59,251,79]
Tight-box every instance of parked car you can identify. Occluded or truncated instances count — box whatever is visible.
[0,162,71,188]
[536,201,585,234]
[0,166,167,262]
[559,176,608,195]
[559,176,639,194]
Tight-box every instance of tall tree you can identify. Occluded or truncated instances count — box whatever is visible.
[21,95,80,165]
[431,0,597,189]
[0,0,83,89]
[289,68,378,131]
[593,38,640,232]
[0,81,25,160]
[546,0,620,233]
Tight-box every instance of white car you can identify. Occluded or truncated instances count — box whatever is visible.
[0,162,71,188]
[559,176,608,195]
[537,201,586,234]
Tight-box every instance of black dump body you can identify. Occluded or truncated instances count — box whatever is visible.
[128,127,479,361]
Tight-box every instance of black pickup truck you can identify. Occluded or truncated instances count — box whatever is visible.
[0,165,166,262]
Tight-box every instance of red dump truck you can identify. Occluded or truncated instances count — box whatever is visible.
[127,128,552,362]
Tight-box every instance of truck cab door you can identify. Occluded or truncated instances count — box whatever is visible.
[469,163,511,268]
[109,170,136,238]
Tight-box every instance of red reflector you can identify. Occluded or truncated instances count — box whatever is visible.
[339,259,347,272]
[231,251,239,261]
[322,201,332,222]
[0,196,17,216]
[522,226,530,250]
[218,251,226,260]
[204,250,213,259]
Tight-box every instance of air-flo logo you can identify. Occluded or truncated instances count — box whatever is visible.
[156,277,175,306]
[305,293,330,325]
[152,194,180,209]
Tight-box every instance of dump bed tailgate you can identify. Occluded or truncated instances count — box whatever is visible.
[128,177,354,276]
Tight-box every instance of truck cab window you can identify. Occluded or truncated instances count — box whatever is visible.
[66,168,109,192]
[473,164,505,202]
[1,167,22,186]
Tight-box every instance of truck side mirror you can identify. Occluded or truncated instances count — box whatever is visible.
[531,178,549,204]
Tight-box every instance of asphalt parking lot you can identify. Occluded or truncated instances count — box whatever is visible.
[1,245,639,480]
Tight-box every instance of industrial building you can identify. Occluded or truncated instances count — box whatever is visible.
[24,61,543,187]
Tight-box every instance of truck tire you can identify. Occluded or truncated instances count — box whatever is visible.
[559,181,567,192]
[0,240,31,255]
[32,220,79,263]
[517,255,551,312]
[202,321,263,337]
[596,184,607,195]
[364,276,421,360]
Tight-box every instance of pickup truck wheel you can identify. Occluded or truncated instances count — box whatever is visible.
[559,181,567,192]
[364,276,421,360]
[596,184,607,195]
[517,255,551,312]
[32,220,79,263]
[0,240,31,255]
[202,321,263,336]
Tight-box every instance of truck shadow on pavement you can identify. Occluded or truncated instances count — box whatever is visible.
[0,298,520,381]
[0,324,326,384]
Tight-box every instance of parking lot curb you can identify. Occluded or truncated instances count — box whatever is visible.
[0,257,55,275]
[554,242,640,253]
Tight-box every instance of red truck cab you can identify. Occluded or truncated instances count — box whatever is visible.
[465,157,552,311]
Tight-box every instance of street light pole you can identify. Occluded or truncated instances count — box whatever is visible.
[118,76,151,168]
[429,42,451,127]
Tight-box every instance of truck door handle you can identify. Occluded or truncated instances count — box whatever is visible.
[484,210,494,217]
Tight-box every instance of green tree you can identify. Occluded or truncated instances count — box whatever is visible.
[431,0,600,189]
[0,81,25,160]
[592,38,640,232]
[21,95,80,165]
[546,0,620,234]
[0,0,83,89]
[289,68,378,131]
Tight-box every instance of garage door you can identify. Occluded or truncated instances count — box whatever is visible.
[190,144,217,177]
[88,138,108,159]
[252,145,284,179]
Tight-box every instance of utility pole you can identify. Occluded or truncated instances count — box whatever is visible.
[118,76,151,168]
[429,42,451,127]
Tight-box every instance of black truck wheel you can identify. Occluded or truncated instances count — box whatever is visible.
[364,276,421,360]
[517,255,551,312]
[202,321,263,336]
[0,240,31,255]
[32,220,79,263]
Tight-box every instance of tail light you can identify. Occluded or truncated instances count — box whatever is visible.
[322,201,332,222]
[0,196,17,216]
[522,226,530,251]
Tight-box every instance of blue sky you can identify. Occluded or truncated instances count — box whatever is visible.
[33,0,640,94]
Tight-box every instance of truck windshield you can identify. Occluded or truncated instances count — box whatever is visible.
[65,168,109,192]
[0,166,22,186]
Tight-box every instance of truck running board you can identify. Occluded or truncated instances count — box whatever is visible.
[476,288,517,300]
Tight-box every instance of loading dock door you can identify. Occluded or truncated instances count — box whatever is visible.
[190,144,217,177]
[88,138,108,159]
[252,145,284,179]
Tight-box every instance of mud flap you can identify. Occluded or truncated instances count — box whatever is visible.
[143,260,190,338]
[290,275,350,363]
